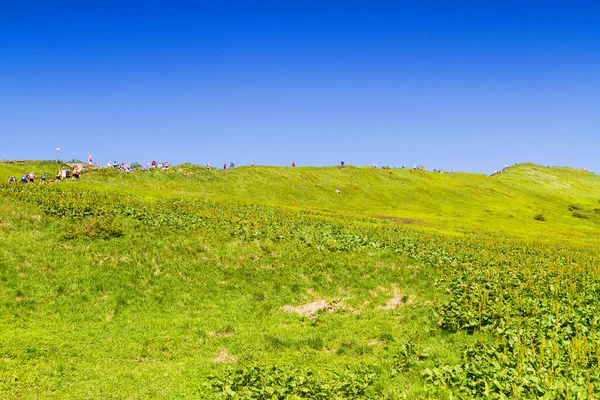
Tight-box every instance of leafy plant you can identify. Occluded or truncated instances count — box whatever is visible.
[572,211,589,219]
[208,362,378,399]
[534,213,546,221]
[61,216,123,240]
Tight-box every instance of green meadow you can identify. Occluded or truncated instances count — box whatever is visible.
[2,161,600,399]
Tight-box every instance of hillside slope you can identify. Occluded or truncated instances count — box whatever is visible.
[2,161,600,244]
[2,161,600,399]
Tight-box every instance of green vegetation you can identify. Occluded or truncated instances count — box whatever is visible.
[534,213,546,221]
[2,161,600,398]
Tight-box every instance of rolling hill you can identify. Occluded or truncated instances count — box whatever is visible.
[1,160,600,399]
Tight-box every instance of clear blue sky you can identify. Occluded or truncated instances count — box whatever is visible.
[2,1,599,173]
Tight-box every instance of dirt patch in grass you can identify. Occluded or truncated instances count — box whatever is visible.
[377,286,415,310]
[207,329,235,338]
[213,349,237,364]
[372,215,427,225]
[281,300,335,317]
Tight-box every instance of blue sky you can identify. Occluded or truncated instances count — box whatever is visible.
[1,1,599,173]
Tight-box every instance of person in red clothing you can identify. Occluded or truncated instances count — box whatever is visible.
[292,161,296,167]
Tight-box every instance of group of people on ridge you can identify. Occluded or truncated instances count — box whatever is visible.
[8,172,47,184]
[7,166,81,184]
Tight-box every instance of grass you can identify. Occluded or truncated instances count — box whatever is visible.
[9,161,597,244]
[2,161,600,398]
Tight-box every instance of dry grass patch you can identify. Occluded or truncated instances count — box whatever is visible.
[281,300,335,317]
[377,286,415,310]
[213,349,237,364]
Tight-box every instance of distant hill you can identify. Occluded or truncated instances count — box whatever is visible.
[2,160,600,244]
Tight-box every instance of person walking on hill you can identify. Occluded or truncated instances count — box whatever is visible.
[20,174,28,184]
[223,163,227,170]
[292,161,296,167]
[41,172,48,183]
[28,172,34,183]
[88,155,93,165]
[8,176,16,183]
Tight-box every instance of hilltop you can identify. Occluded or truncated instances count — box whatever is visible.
[3,160,600,244]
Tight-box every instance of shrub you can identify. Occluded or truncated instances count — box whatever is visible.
[572,211,589,219]
[568,203,583,211]
[62,216,123,240]
[534,213,546,221]
[208,362,377,399]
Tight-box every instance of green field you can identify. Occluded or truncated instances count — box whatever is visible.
[2,161,600,399]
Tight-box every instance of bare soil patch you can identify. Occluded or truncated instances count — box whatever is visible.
[378,292,414,310]
[372,215,427,225]
[281,300,335,317]
[213,349,237,364]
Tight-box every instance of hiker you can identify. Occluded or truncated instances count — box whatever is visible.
[223,163,227,170]
[56,171,61,181]
[164,161,169,169]
[73,167,80,180]
[28,172,34,183]
[8,176,16,183]
[107,162,111,168]
[251,161,255,166]
[20,174,28,184]
[113,161,118,168]
[341,160,344,166]
[41,172,48,183]
[207,162,211,170]
[152,160,157,168]
[88,155,93,165]
[292,162,295,167]
[146,161,150,170]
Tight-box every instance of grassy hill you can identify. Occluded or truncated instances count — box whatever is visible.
[1,161,600,398]
[5,161,600,243]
